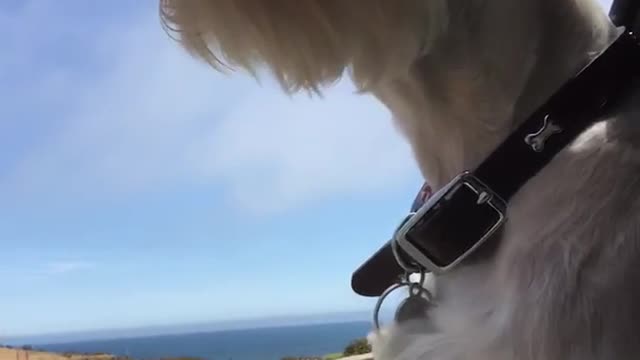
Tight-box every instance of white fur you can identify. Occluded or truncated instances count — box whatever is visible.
[162,0,640,358]
[369,1,640,359]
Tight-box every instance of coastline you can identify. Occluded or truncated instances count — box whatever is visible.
[4,322,373,360]
[0,347,122,360]
[0,347,373,360]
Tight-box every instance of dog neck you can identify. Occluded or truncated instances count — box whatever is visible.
[372,1,619,190]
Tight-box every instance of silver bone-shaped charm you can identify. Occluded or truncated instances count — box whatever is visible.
[524,114,562,152]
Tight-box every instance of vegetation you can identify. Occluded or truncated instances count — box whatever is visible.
[322,353,343,360]
[0,346,123,360]
[281,337,372,360]
[342,338,371,357]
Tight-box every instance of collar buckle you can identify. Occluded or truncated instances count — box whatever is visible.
[394,172,507,274]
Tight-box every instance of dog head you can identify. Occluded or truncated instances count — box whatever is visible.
[160,0,604,187]
[159,3,616,355]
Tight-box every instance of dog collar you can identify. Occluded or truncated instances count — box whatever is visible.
[352,28,640,297]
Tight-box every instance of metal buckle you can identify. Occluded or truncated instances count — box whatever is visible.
[394,172,506,274]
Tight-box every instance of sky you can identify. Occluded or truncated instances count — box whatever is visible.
[0,0,615,339]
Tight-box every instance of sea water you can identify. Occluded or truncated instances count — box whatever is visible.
[40,321,372,360]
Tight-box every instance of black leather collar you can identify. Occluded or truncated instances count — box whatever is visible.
[352,28,640,297]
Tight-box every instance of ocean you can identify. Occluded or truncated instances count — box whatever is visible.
[39,321,373,360]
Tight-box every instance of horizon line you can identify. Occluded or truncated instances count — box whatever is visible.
[2,309,381,346]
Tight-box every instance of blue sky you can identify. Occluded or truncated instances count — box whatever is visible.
[0,0,614,338]
[0,0,424,337]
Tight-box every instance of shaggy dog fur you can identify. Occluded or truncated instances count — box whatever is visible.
[160,1,640,359]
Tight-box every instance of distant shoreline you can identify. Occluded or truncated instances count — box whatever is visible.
[9,322,373,360]
[0,346,122,360]
[0,345,373,360]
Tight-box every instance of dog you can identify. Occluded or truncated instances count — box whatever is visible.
[159,1,640,359]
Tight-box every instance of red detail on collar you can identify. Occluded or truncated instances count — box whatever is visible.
[411,183,433,212]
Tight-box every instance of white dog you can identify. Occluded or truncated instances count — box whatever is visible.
[160,1,640,359]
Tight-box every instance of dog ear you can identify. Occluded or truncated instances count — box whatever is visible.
[160,0,448,94]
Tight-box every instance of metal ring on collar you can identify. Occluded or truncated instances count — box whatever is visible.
[372,281,408,330]
[372,269,431,330]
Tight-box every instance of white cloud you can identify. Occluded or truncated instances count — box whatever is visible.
[3,4,418,215]
[187,80,417,213]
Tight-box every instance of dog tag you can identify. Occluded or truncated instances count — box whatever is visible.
[394,291,432,323]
